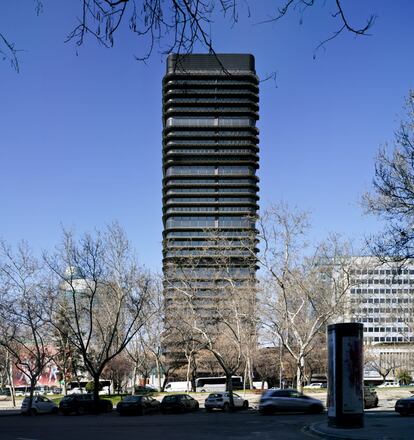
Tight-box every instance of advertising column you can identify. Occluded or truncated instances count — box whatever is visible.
[327,323,364,428]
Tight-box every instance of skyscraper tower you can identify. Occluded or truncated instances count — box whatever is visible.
[162,54,259,360]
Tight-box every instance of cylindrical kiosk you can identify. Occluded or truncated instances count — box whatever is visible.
[327,323,364,428]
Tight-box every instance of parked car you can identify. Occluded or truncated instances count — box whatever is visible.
[377,381,400,388]
[59,394,113,415]
[164,382,190,392]
[116,395,160,416]
[134,385,155,395]
[51,387,62,395]
[204,392,248,412]
[160,394,199,413]
[67,387,87,395]
[304,383,324,389]
[259,388,324,414]
[395,396,414,416]
[364,386,378,409]
[21,396,58,415]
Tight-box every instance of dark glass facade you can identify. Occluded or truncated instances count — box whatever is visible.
[162,54,259,357]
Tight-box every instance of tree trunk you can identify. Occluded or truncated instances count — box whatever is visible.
[132,364,137,393]
[28,377,36,415]
[191,366,197,392]
[161,372,169,392]
[6,354,16,408]
[226,373,235,409]
[93,373,101,414]
[185,355,191,393]
[296,355,305,393]
[156,357,162,392]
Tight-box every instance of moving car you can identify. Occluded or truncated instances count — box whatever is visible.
[21,396,58,415]
[116,395,160,416]
[204,392,248,412]
[395,396,414,416]
[59,394,113,415]
[364,386,378,409]
[160,394,199,413]
[259,388,324,414]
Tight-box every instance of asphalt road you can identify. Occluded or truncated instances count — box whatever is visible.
[0,410,324,440]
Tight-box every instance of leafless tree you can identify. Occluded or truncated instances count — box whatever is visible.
[103,352,134,393]
[363,91,414,261]
[164,232,257,407]
[364,347,398,383]
[2,1,375,71]
[253,346,280,389]
[0,240,53,413]
[126,277,174,391]
[256,203,356,392]
[44,223,152,408]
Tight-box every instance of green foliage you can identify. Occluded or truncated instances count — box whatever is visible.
[396,370,413,385]
[85,381,102,393]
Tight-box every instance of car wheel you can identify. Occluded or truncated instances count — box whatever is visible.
[242,401,248,410]
[51,407,58,414]
[141,407,147,416]
[206,408,213,413]
[77,406,86,415]
[374,398,379,407]
[194,402,199,411]
[308,404,323,414]
[107,403,113,413]
[223,403,230,412]
[30,408,38,416]
[261,406,275,415]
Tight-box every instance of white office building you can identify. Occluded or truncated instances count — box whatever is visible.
[345,257,414,383]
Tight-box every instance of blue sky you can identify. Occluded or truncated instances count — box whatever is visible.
[1,1,413,270]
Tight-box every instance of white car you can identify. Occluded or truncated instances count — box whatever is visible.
[67,387,87,395]
[204,392,248,412]
[377,382,400,388]
[21,396,58,415]
[304,383,324,389]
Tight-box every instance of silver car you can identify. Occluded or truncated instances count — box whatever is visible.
[259,388,324,414]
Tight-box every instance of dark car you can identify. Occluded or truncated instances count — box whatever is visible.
[160,394,199,413]
[59,394,113,415]
[395,396,414,416]
[259,389,324,414]
[116,395,160,416]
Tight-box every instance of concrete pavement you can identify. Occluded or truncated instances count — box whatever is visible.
[307,411,414,440]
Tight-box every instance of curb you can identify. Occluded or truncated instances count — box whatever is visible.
[0,410,20,416]
[306,423,371,440]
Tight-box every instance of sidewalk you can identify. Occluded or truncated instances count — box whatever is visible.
[0,399,20,415]
[308,412,414,440]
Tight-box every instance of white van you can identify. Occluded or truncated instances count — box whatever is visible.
[164,381,191,392]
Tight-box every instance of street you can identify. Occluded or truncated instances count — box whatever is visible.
[0,410,322,440]
[1,410,413,440]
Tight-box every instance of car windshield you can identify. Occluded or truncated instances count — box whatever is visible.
[123,396,142,402]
